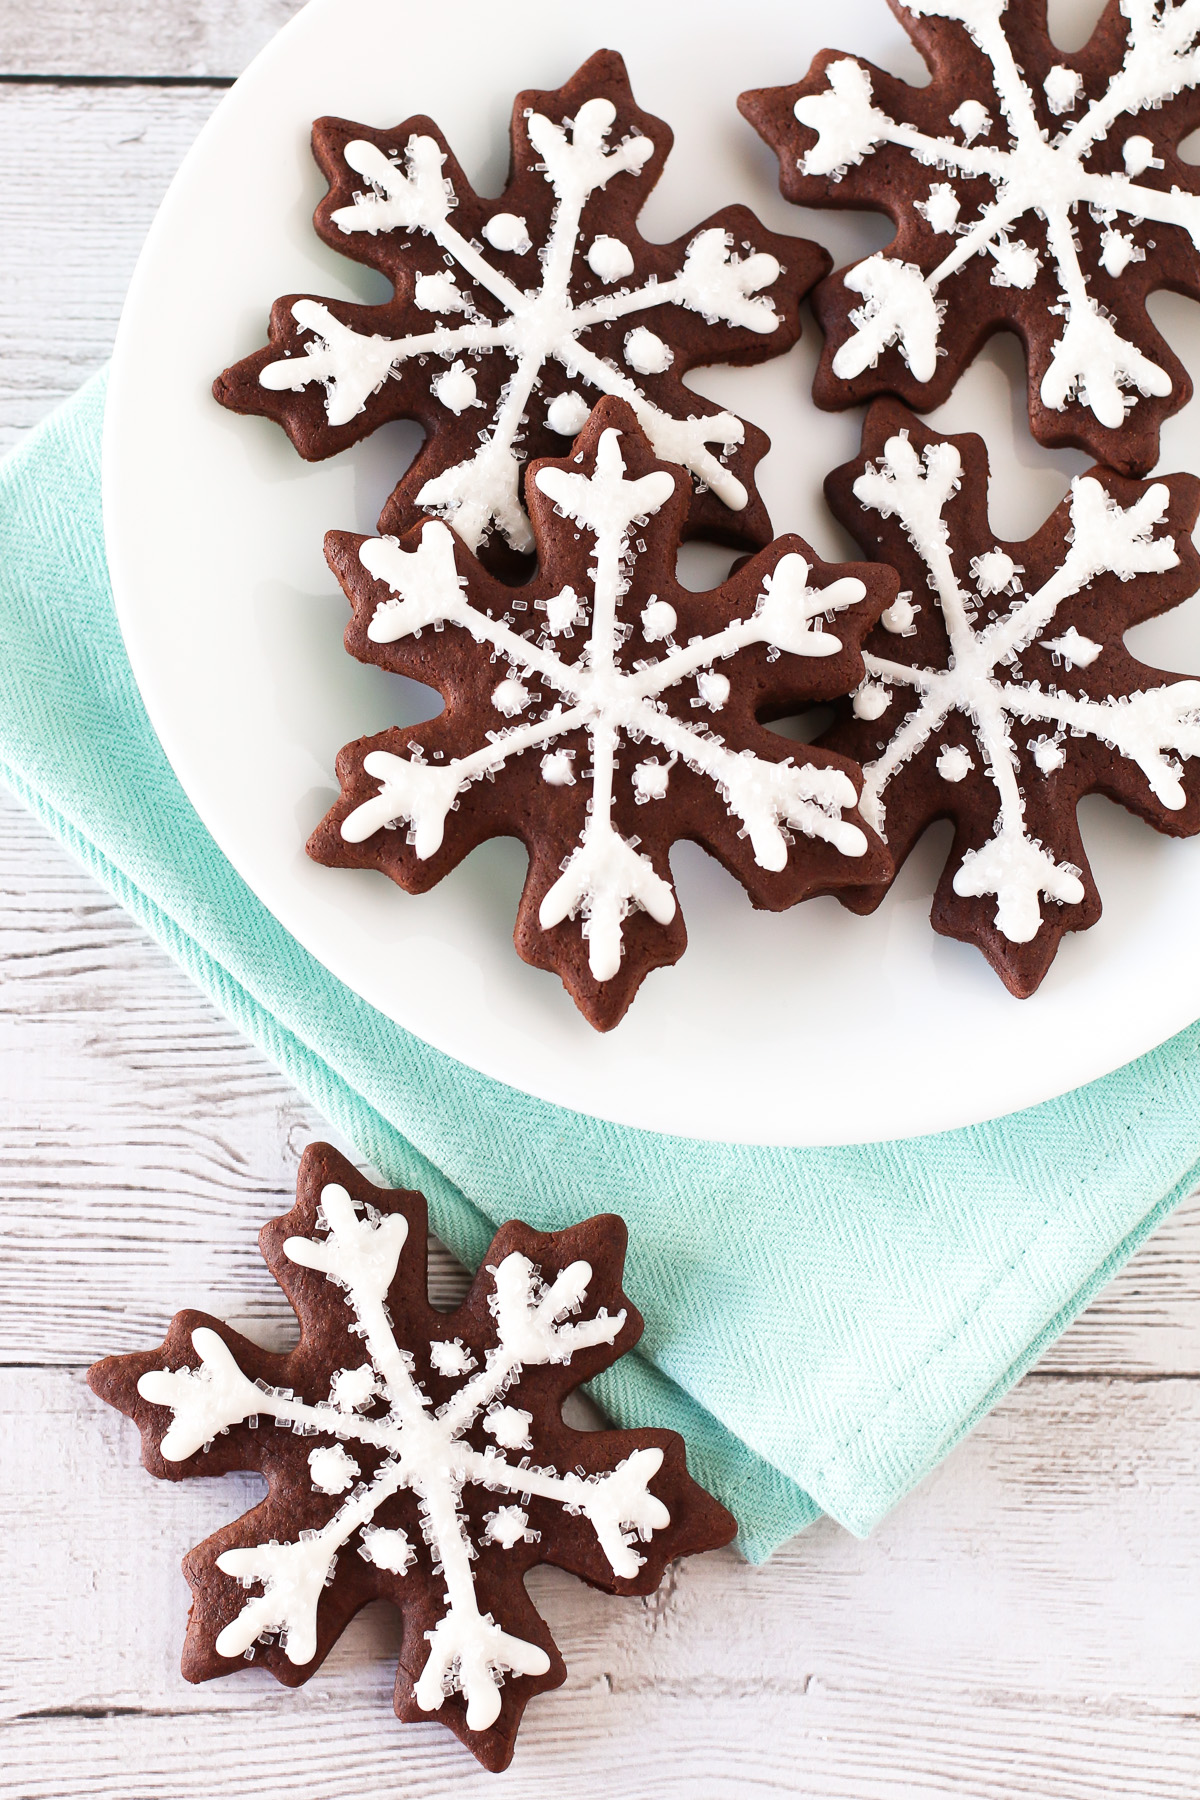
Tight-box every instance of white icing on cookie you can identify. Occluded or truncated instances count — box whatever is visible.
[483,1505,537,1549]
[950,99,991,144]
[1044,65,1083,115]
[547,391,592,436]
[359,1526,416,1575]
[971,548,1019,597]
[853,683,891,720]
[696,671,730,710]
[989,236,1040,290]
[633,758,671,801]
[1123,134,1161,177]
[339,431,874,981]
[640,598,676,641]
[587,235,635,282]
[937,743,973,782]
[492,677,531,717]
[1100,228,1143,278]
[137,1180,658,1732]
[850,428,1200,943]
[330,1364,376,1411]
[545,586,582,635]
[483,1405,533,1451]
[429,1339,475,1377]
[1033,736,1067,773]
[1044,625,1102,668]
[625,327,673,374]
[917,184,961,234]
[881,591,918,634]
[483,212,532,254]
[541,749,576,786]
[261,95,790,551]
[308,1442,360,1495]
[415,272,471,314]
[795,3,1200,427]
[432,360,481,415]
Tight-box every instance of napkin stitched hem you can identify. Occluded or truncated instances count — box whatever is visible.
[809,1077,1200,1517]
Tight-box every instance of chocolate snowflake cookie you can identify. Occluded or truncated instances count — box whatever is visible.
[822,400,1200,994]
[741,0,1200,475]
[308,397,897,1029]
[89,1142,736,1771]
[215,48,830,574]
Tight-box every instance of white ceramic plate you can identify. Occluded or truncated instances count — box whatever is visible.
[104,0,1200,1146]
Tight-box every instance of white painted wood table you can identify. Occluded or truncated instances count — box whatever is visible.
[1,5,1199,1795]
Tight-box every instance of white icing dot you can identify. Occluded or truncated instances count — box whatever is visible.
[541,749,576,786]
[1033,737,1067,773]
[483,1405,533,1452]
[545,586,582,634]
[1044,626,1102,668]
[484,1506,533,1550]
[492,678,530,717]
[1044,65,1083,116]
[482,212,531,253]
[633,759,671,802]
[937,743,974,783]
[329,1364,376,1412]
[882,592,918,635]
[360,1526,415,1576]
[949,100,990,144]
[624,327,674,375]
[586,235,635,282]
[990,236,1039,290]
[853,683,891,721]
[546,391,592,436]
[972,548,1018,596]
[432,360,481,415]
[414,272,469,314]
[429,1339,474,1377]
[641,598,677,642]
[1123,135,1160,177]
[1100,227,1142,278]
[308,1442,360,1495]
[917,183,960,235]
[697,670,730,710]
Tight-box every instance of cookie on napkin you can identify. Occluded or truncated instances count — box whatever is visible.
[89,1142,736,1772]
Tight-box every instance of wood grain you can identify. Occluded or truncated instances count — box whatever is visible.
[1,5,1199,1793]
[3,790,1200,1797]
[0,0,303,79]
[0,791,471,1353]
[3,1361,1198,1797]
[0,86,225,448]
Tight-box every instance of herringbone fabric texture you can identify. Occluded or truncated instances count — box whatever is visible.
[3,371,1200,1556]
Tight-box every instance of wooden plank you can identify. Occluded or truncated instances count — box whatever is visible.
[1038,1185,1200,1373]
[1,787,1198,1372]
[0,1,303,80]
[0,790,469,1361]
[1,11,1197,1798]
[3,1694,1198,1800]
[2,1367,1198,1797]
[0,85,223,449]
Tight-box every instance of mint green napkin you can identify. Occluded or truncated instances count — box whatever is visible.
[5,370,1200,1559]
